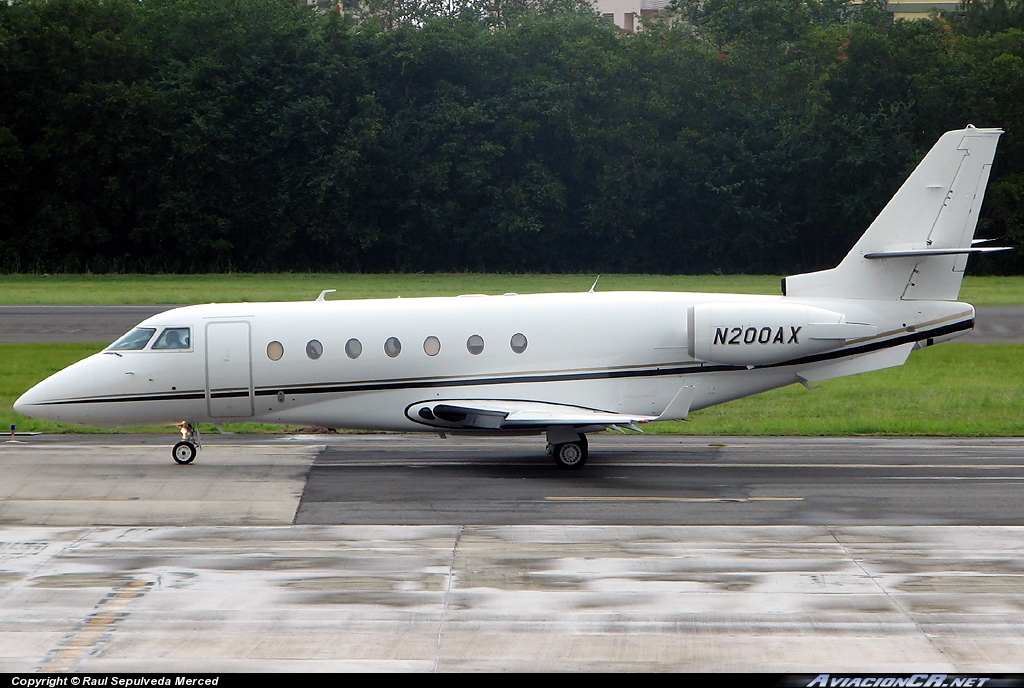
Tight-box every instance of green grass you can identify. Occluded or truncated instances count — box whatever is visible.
[958,276,1024,307]
[4,342,1022,436]
[0,273,1021,305]
[657,344,1024,436]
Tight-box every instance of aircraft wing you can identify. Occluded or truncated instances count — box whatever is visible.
[406,399,658,430]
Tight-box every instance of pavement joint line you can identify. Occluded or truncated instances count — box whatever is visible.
[434,525,465,673]
[827,526,954,666]
[1,496,141,501]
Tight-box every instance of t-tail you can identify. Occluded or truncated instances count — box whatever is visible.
[783,126,1006,301]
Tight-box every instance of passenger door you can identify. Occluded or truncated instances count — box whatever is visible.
[205,321,254,418]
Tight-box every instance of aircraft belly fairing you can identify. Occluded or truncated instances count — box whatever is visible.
[405,399,659,431]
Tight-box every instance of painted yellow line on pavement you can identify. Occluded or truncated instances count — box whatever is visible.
[545,496,803,503]
[315,461,1024,469]
[38,578,155,673]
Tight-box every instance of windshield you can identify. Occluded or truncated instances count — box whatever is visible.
[107,328,156,351]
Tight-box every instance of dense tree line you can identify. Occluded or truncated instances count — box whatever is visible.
[1,0,1022,274]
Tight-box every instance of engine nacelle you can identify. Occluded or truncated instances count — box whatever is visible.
[687,302,875,366]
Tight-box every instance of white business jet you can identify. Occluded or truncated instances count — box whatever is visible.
[14,126,1009,468]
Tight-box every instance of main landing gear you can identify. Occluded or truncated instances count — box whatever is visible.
[547,434,588,470]
[172,422,201,465]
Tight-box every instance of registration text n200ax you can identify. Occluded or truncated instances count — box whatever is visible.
[714,326,801,346]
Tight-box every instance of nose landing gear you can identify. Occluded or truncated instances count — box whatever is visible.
[172,422,201,465]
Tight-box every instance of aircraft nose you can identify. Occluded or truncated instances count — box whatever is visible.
[14,382,48,420]
[12,351,137,426]
[12,356,98,423]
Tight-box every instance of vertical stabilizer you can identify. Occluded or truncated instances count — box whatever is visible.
[784,127,1003,301]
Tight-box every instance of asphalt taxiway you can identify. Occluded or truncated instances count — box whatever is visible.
[2,434,1023,671]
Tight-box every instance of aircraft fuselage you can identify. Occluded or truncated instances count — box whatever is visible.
[14,290,973,431]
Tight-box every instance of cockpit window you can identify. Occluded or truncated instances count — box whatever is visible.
[152,327,191,350]
[107,328,157,351]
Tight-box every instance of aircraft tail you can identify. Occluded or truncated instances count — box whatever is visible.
[783,126,1004,301]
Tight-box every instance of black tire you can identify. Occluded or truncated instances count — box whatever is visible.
[553,438,588,469]
[172,441,196,465]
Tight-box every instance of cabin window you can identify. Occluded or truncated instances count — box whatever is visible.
[384,337,402,358]
[152,327,191,350]
[345,338,362,359]
[108,328,156,351]
[306,339,323,360]
[510,333,528,353]
[467,335,484,355]
[267,341,284,361]
[423,336,441,356]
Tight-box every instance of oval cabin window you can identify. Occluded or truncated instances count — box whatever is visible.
[466,335,484,355]
[267,341,284,361]
[345,338,362,359]
[306,339,323,360]
[423,336,441,356]
[510,333,528,353]
[384,337,402,358]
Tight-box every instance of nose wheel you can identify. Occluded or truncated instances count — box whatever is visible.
[173,422,201,465]
[173,441,197,464]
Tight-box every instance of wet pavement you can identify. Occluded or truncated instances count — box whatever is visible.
[1,435,1023,672]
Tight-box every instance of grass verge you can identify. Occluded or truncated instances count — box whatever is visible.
[0,274,1021,306]
[657,343,1024,435]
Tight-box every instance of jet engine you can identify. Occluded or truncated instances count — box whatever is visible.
[687,302,876,366]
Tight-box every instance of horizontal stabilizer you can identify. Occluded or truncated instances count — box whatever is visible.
[864,246,1011,259]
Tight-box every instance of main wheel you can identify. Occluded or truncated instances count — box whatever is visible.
[553,439,588,469]
[172,441,197,465]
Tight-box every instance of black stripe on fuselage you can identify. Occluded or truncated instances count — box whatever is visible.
[31,318,971,406]
[251,362,739,397]
[35,391,208,405]
[761,317,971,369]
